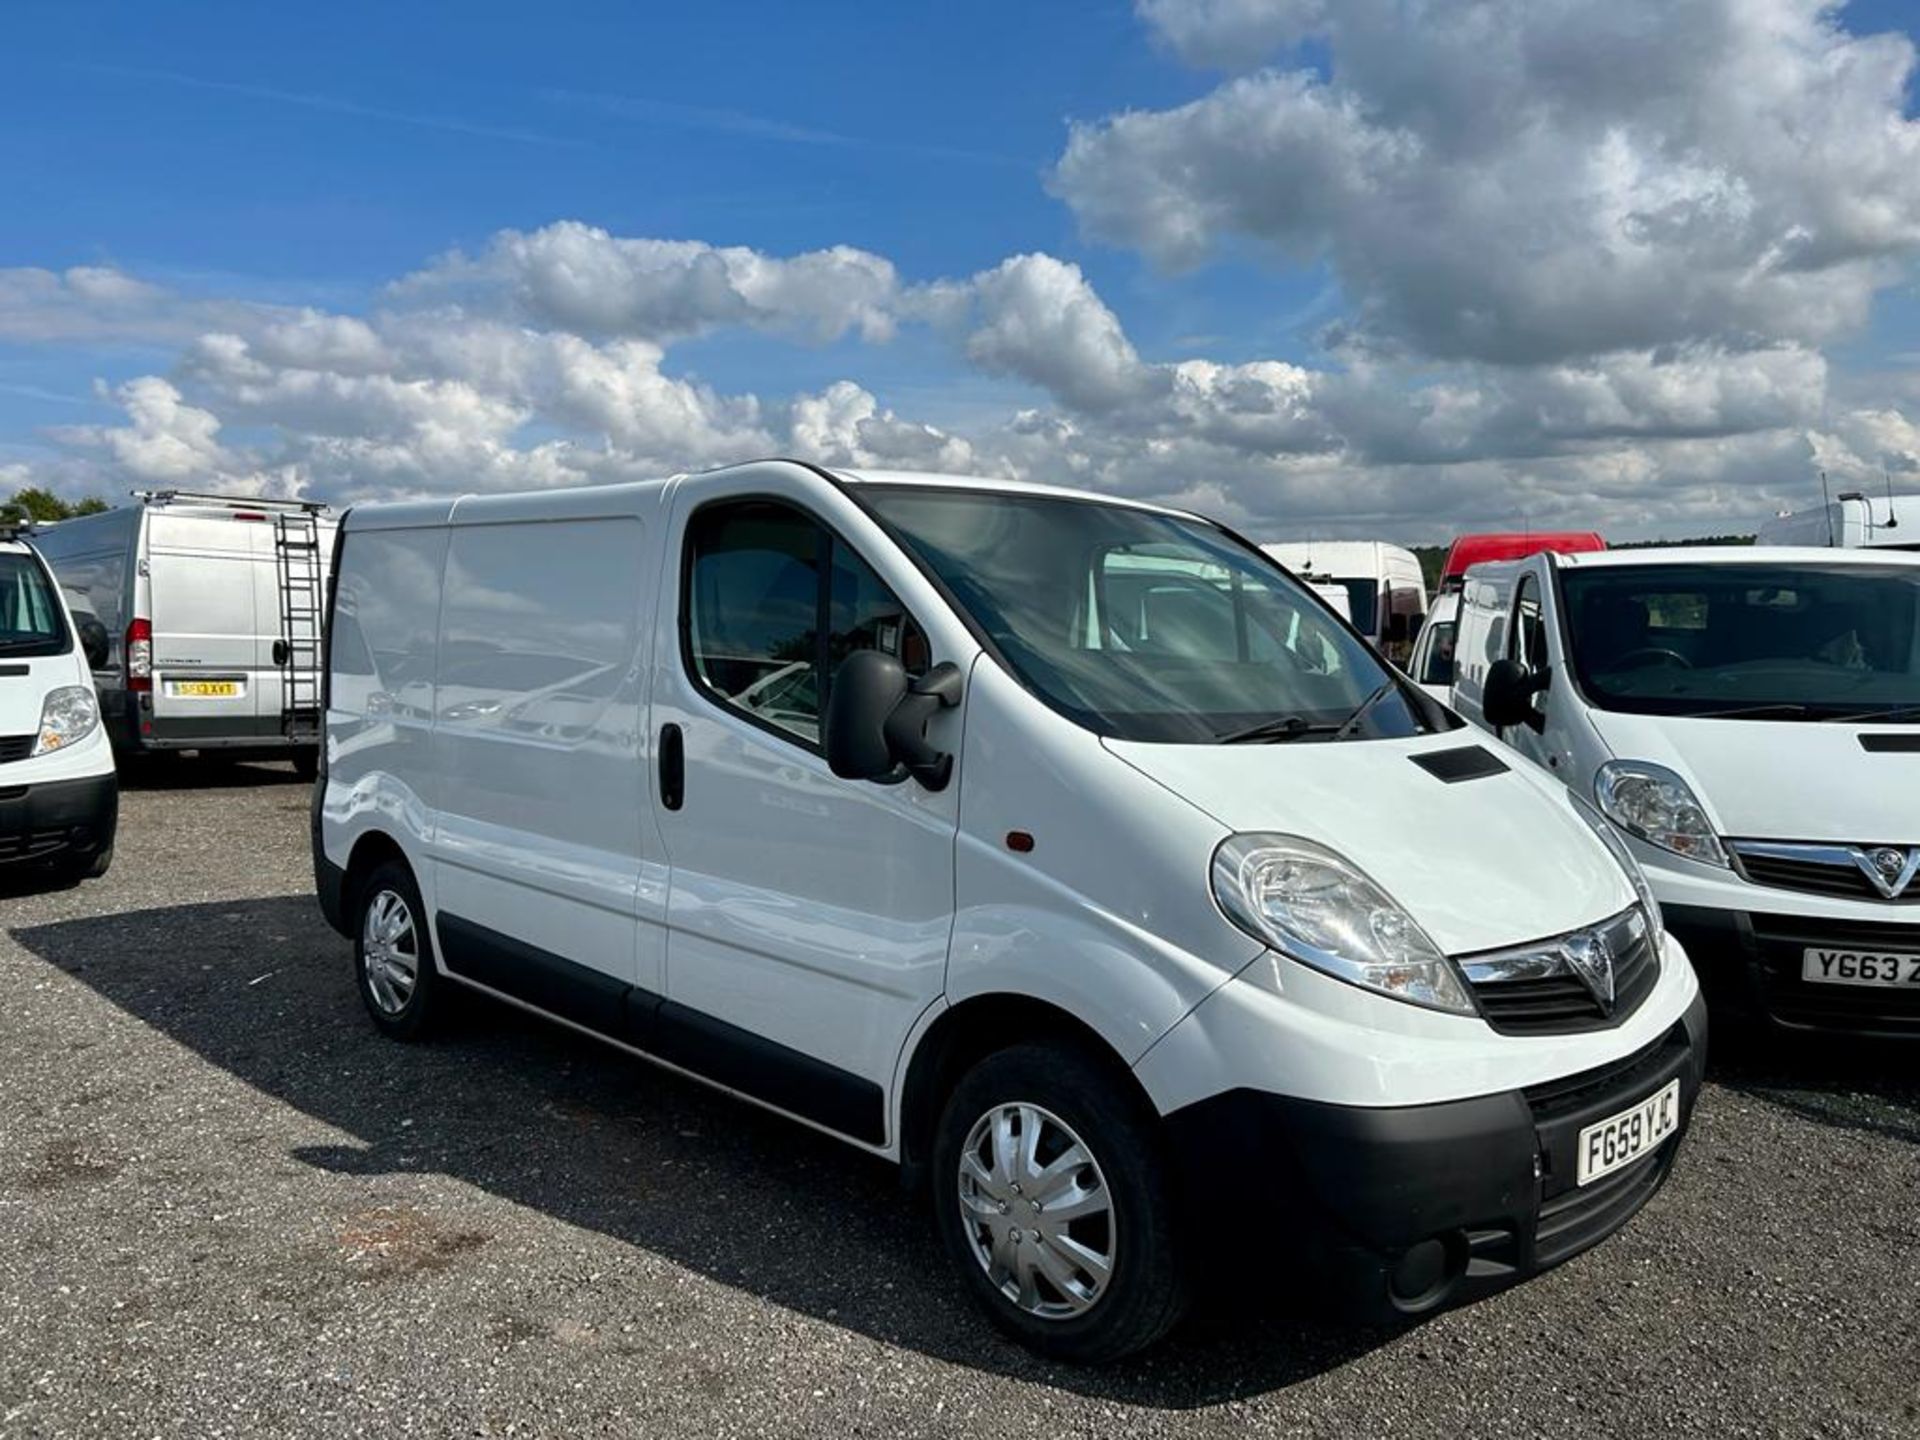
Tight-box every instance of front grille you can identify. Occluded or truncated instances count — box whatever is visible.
[0,828,74,864]
[1467,915,1659,1036]
[1523,1022,1693,1265]
[1732,842,1920,904]
[1534,1147,1671,1267]
[1522,1024,1684,1124]
[0,734,33,763]
[1747,912,1920,1033]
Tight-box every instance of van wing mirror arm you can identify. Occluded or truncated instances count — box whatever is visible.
[882,661,963,791]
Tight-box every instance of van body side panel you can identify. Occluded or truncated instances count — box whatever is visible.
[945,660,1260,1069]
[651,463,970,1117]
[427,514,654,992]
[320,522,450,895]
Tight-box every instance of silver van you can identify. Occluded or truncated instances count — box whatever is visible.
[33,491,335,775]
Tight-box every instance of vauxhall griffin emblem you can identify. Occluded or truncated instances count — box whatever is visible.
[1562,929,1617,1012]
[1851,846,1920,900]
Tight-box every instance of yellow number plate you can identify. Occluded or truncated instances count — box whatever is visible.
[171,681,239,698]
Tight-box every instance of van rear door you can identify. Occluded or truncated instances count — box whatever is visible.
[146,513,262,740]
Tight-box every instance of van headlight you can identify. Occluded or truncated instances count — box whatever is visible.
[1570,791,1665,953]
[1594,760,1727,868]
[1211,833,1473,1015]
[32,685,100,756]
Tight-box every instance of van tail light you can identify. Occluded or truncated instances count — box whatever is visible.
[126,617,153,692]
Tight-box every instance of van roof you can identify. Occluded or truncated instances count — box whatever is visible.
[1440,531,1603,582]
[1484,544,1920,573]
[827,466,1193,516]
[346,460,1205,532]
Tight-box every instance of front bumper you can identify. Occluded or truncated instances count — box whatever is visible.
[0,770,118,871]
[1164,989,1707,1323]
[1666,903,1920,1037]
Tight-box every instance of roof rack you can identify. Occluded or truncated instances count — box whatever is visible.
[132,489,328,514]
[0,517,39,542]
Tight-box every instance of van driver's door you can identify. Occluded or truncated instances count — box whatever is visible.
[1498,560,1576,776]
[648,467,965,1146]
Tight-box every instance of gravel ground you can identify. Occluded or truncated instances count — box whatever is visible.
[2,761,1917,1438]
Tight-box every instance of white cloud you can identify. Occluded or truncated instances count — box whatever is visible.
[1058,0,1920,366]
[1137,0,1324,68]
[392,221,901,344]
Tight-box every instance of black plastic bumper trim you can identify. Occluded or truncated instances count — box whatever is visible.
[0,770,118,867]
[1163,991,1706,1322]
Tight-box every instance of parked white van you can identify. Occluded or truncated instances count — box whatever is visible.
[0,525,117,882]
[1259,540,1427,661]
[314,461,1704,1359]
[34,491,335,776]
[1451,546,1920,1037]
[1757,491,1920,550]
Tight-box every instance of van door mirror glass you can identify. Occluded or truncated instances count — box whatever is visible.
[77,616,110,669]
[825,651,961,789]
[1483,657,1548,730]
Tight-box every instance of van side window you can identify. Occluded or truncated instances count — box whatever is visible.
[686,500,926,748]
[1512,575,1547,671]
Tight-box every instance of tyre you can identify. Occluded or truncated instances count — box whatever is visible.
[290,749,319,783]
[353,861,442,1040]
[931,1043,1189,1362]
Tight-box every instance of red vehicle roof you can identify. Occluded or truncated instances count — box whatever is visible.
[1440,531,1606,585]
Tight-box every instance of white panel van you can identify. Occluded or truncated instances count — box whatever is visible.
[1757,492,1920,550]
[314,461,1704,1360]
[1259,540,1427,661]
[0,526,117,882]
[1450,546,1920,1038]
[34,491,336,775]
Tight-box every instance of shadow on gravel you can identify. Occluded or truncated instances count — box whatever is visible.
[10,895,1394,1405]
[1708,1033,1920,1147]
[116,756,309,792]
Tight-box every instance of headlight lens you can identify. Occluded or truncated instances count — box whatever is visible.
[1571,790,1665,953]
[32,684,100,756]
[1211,833,1473,1015]
[1594,760,1727,867]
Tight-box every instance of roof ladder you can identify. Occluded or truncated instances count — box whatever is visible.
[273,512,325,742]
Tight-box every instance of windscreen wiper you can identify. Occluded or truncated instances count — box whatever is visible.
[1696,702,1812,720]
[1332,679,1401,741]
[1819,703,1920,724]
[1216,714,1341,744]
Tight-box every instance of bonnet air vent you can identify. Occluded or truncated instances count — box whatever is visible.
[1859,734,1920,753]
[1410,746,1510,783]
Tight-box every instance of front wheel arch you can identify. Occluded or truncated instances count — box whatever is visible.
[897,994,1154,1185]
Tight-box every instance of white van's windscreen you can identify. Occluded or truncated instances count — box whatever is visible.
[1559,563,1920,720]
[860,488,1435,744]
[0,551,69,658]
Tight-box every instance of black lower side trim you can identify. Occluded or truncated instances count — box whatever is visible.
[0,770,118,868]
[435,912,886,1145]
[1164,991,1707,1322]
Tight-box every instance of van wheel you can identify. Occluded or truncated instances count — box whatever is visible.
[353,862,441,1040]
[291,750,319,783]
[931,1044,1189,1362]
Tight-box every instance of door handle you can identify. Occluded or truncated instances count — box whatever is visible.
[659,723,685,811]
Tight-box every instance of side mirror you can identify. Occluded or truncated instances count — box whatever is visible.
[1482,657,1549,731]
[1406,613,1424,646]
[77,616,110,670]
[824,651,962,789]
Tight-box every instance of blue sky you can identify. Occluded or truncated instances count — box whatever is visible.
[4,1,1919,540]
